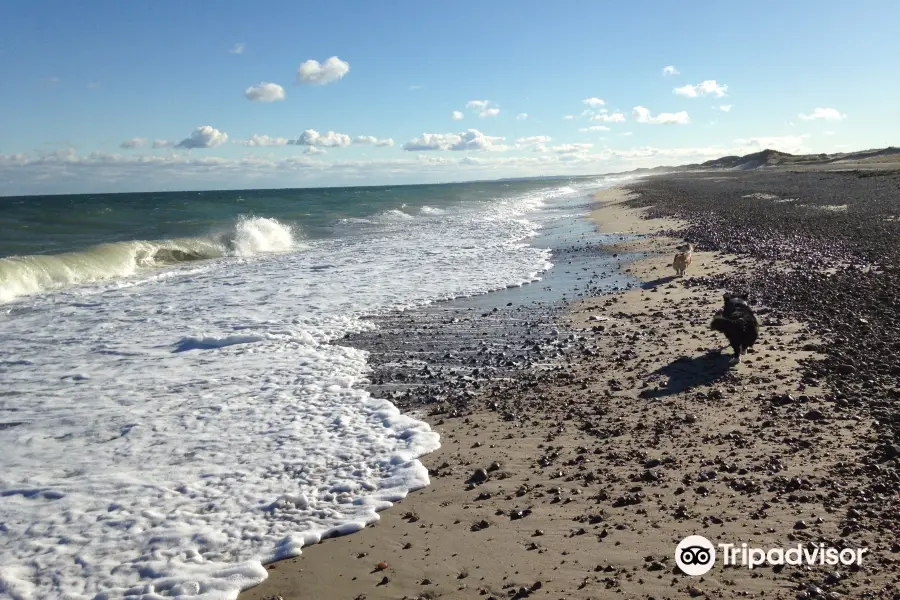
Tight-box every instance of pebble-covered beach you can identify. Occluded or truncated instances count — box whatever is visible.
[242,168,900,600]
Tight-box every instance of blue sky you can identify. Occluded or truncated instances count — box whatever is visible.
[1,0,898,195]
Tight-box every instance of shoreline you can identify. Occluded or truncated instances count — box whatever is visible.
[241,183,890,599]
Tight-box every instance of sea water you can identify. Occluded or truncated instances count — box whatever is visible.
[0,176,622,599]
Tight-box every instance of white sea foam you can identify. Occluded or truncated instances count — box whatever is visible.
[0,182,594,599]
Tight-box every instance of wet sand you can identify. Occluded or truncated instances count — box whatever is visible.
[241,183,896,600]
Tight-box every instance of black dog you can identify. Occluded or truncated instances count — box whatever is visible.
[710,292,759,363]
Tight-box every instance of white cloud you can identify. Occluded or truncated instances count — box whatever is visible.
[824,131,836,136]
[402,129,506,152]
[353,135,395,147]
[798,107,846,121]
[120,138,146,149]
[402,133,459,151]
[244,82,286,102]
[408,84,423,91]
[466,100,489,110]
[2,137,835,196]
[673,80,728,98]
[176,125,228,149]
[304,146,326,155]
[590,112,626,123]
[621,132,633,136]
[583,97,606,107]
[152,140,172,149]
[243,134,289,147]
[296,56,350,85]
[480,107,500,118]
[460,157,482,166]
[718,104,732,112]
[294,129,352,147]
[515,136,552,148]
[552,143,593,154]
[579,125,610,132]
[451,110,464,120]
[563,115,575,120]
[662,65,680,76]
[632,106,690,125]
[732,134,811,153]
[229,43,246,55]
[516,113,528,121]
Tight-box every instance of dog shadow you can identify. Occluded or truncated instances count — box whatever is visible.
[641,274,678,289]
[638,350,734,399]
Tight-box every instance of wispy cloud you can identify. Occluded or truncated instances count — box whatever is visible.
[579,125,610,132]
[632,106,690,125]
[119,138,146,149]
[242,135,289,147]
[583,97,605,107]
[296,57,350,85]
[717,105,732,112]
[733,134,811,153]
[662,65,680,76]
[550,143,593,154]
[465,100,490,110]
[515,136,552,147]
[590,112,626,123]
[229,43,246,55]
[479,107,500,118]
[673,80,727,98]
[451,111,464,120]
[516,113,528,121]
[354,135,395,147]
[798,107,846,121]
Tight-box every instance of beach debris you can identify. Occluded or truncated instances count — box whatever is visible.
[375,561,388,571]
[468,468,489,484]
[471,519,491,531]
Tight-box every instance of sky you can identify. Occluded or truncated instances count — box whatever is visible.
[1,0,898,195]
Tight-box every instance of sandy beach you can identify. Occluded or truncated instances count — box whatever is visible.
[240,178,900,600]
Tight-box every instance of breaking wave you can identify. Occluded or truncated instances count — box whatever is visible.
[0,216,298,303]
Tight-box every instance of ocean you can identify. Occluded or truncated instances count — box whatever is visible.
[0,176,622,599]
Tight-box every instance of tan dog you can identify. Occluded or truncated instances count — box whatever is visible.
[672,243,694,277]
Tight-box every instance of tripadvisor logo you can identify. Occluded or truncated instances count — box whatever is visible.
[676,535,716,576]
[675,535,868,575]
